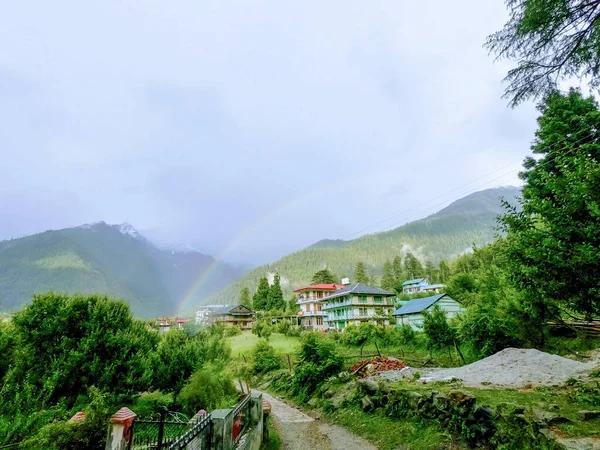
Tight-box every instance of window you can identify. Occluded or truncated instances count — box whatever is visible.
[374,296,382,303]
[359,296,367,303]
[316,317,323,326]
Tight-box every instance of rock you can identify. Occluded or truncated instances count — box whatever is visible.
[361,396,374,412]
[538,428,556,442]
[307,398,318,408]
[433,393,450,412]
[322,389,334,399]
[579,410,600,421]
[556,437,600,450]
[548,403,560,410]
[357,378,379,395]
[447,390,476,408]
[531,409,572,426]
[378,380,394,394]
[406,391,423,411]
[496,402,526,416]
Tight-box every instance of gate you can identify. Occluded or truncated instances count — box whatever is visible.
[128,408,190,450]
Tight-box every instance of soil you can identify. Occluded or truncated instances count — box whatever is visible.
[259,391,377,450]
[376,348,598,388]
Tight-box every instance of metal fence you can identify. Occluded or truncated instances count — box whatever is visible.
[231,395,252,447]
[128,409,190,450]
[166,414,213,450]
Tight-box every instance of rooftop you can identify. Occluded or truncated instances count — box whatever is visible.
[402,278,428,286]
[392,294,450,315]
[293,283,346,293]
[321,283,396,301]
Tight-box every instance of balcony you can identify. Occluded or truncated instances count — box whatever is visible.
[299,310,328,317]
[296,296,325,304]
[322,299,394,310]
[326,312,389,321]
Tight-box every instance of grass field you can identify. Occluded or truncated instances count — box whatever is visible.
[228,331,301,357]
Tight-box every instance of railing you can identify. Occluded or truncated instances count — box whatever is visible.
[322,299,393,310]
[129,409,190,450]
[300,310,327,316]
[167,414,213,450]
[231,395,252,447]
[327,312,391,321]
[296,296,325,303]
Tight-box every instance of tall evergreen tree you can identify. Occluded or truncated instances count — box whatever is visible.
[354,261,369,284]
[424,261,438,284]
[404,253,424,279]
[501,89,600,321]
[267,273,286,311]
[380,260,396,291]
[252,277,270,311]
[311,268,337,284]
[239,287,251,308]
[438,260,451,284]
[392,256,403,283]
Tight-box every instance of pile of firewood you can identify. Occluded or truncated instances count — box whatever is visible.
[350,356,407,377]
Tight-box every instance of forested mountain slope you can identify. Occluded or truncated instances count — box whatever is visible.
[205,187,520,306]
[0,222,243,317]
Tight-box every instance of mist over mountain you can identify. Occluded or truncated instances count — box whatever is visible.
[204,186,521,306]
[0,222,243,317]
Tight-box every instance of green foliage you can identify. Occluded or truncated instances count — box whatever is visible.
[130,391,175,417]
[274,320,291,336]
[286,296,300,314]
[422,304,456,350]
[251,341,281,374]
[354,261,369,284]
[252,320,273,340]
[404,252,424,279]
[1,293,158,414]
[380,260,396,291]
[445,273,479,305]
[225,326,242,337]
[311,269,337,284]
[253,277,270,311]
[339,323,376,346]
[486,0,600,106]
[0,320,15,381]
[178,364,237,415]
[267,274,286,311]
[291,333,343,400]
[398,324,416,344]
[240,287,252,308]
[501,89,600,321]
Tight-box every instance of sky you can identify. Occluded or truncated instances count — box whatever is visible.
[0,0,539,265]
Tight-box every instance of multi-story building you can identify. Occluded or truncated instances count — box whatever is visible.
[321,283,396,331]
[294,283,345,330]
[402,278,430,294]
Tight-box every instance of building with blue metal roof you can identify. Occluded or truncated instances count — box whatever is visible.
[392,293,463,329]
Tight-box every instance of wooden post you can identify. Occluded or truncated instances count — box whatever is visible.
[374,341,382,358]
[287,354,292,372]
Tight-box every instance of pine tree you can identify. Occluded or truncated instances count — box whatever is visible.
[404,253,424,279]
[392,256,403,283]
[438,260,451,284]
[252,277,270,311]
[354,262,369,284]
[239,287,252,308]
[267,273,285,311]
[424,261,438,284]
[380,260,396,291]
[311,269,337,284]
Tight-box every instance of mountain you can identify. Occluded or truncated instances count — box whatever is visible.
[205,186,521,306]
[0,222,244,317]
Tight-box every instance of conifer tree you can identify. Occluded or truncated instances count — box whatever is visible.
[424,261,438,284]
[404,253,424,279]
[392,256,403,283]
[252,277,270,311]
[354,262,369,284]
[311,269,337,284]
[267,273,285,311]
[240,287,252,308]
[438,260,451,284]
[380,260,396,291]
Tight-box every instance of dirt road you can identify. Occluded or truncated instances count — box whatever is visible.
[259,391,377,450]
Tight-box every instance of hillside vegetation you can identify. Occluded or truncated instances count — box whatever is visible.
[205,186,520,306]
[0,222,242,317]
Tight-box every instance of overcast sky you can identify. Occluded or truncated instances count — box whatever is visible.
[0,1,538,265]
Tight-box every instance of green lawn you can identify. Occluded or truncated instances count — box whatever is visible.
[228,332,301,357]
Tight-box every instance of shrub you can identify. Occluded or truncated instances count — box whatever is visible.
[291,333,343,401]
[225,326,242,337]
[422,304,457,350]
[252,320,273,340]
[340,323,375,346]
[287,326,303,337]
[275,320,291,335]
[178,364,237,415]
[398,324,416,344]
[130,391,175,417]
[251,341,281,374]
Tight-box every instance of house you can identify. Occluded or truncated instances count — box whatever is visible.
[195,304,229,325]
[421,283,446,294]
[321,283,396,331]
[210,304,256,329]
[176,318,190,329]
[293,283,345,330]
[392,293,463,329]
[401,278,430,294]
[155,317,173,334]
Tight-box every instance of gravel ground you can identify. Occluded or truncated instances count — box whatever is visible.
[375,348,597,388]
[259,391,377,450]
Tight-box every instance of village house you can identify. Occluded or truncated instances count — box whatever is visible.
[294,283,345,330]
[392,293,463,329]
[401,278,431,294]
[321,283,396,331]
[210,304,256,329]
[421,283,446,294]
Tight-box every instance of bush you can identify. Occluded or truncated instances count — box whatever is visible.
[422,304,457,350]
[225,326,242,337]
[339,323,376,346]
[291,333,343,401]
[252,320,273,340]
[251,341,281,374]
[130,391,175,417]
[398,324,416,344]
[178,364,237,415]
[275,320,291,335]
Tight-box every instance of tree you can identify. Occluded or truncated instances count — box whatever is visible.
[380,260,396,291]
[311,269,337,284]
[392,256,404,283]
[438,260,451,284]
[354,261,369,284]
[404,253,424,279]
[486,0,600,106]
[240,287,252,308]
[252,277,270,311]
[267,273,286,311]
[424,261,438,284]
[501,89,600,321]
[422,304,456,350]
[287,296,300,314]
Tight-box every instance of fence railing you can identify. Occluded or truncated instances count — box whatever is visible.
[166,414,213,450]
[231,395,252,446]
[128,409,189,450]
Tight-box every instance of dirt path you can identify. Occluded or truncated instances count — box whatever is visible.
[259,391,377,450]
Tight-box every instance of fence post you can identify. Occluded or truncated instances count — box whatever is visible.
[250,391,264,448]
[156,407,167,450]
[105,408,137,450]
[211,408,234,450]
